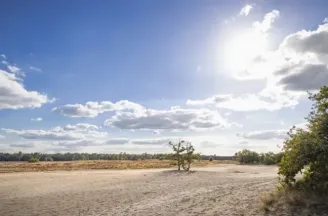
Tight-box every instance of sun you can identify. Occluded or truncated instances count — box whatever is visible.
[224,30,267,71]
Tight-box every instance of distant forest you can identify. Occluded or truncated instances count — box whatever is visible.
[0,152,234,162]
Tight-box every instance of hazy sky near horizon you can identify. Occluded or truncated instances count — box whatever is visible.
[1,0,327,155]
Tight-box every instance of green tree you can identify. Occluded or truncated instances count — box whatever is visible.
[278,86,328,192]
[169,140,185,170]
[235,149,260,164]
[181,142,196,171]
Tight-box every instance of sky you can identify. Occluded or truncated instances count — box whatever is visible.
[1,0,327,155]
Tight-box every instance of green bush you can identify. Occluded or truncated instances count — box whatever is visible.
[278,86,328,193]
[235,149,259,164]
[263,156,275,165]
[235,149,283,165]
[28,157,39,163]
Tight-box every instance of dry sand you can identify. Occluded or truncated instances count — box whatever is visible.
[0,164,278,216]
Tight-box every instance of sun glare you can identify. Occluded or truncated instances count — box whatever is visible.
[224,30,267,71]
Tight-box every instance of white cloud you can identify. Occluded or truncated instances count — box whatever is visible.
[105,106,228,131]
[105,138,130,145]
[152,130,161,135]
[0,134,5,139]
[53,100,143,118]
[29,66,43,73]
[2,123,107,141]
[56,139,106,148]
[1,54,6,60]
[0,69,51,110]
[212,15,328,112]
[7,65,23,76]
[253,10,280,34]
[62,123,99,131]
[224,10,280,77]
[2,128,85,140]
[239,4,253,16]
[236,123,306,141]
[186,93,298,111]
[131,138,171,145]
[281,22,328,56]
[200,141,223,148]
[56,100,229,131]
[31,117,43,122]
[10,143,35,148]
[277,63,328,91]
[236,129,287,140]
[241,20,328,92]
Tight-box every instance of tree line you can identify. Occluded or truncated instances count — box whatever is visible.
[234,149,284,165]
[0,151,234,162]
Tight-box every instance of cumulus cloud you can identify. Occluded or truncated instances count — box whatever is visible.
[277,63,328,91]
[105,106,228,131]
[0,69,51,110]
[242,20,328,93]
[239,4,253,16]
[236,130,287,140]
[281,23,328,56]
[31,117,42,122]
[0,134,5,139]
[53,100,143,118]
[199,16,328,112]
[1,54,6,59]
[253,10,280,34]
[56,99,230,131]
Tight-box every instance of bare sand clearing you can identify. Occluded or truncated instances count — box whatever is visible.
[0,164,278,216]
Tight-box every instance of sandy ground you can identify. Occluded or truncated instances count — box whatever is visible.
[0,164,278,216]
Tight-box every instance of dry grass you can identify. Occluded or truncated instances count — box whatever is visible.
[260,187,328,215]
[0,160,234,173]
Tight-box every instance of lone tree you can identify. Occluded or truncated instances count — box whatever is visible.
[278,86,328,193]
[169,140,196,171]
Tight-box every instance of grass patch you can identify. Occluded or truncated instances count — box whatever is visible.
[260,187,328,215]
[0,160,233,173]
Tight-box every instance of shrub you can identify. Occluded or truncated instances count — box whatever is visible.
[209,157,213,161]
[263,155,275,165]
[278,86,328,193]
[28,157,39,163]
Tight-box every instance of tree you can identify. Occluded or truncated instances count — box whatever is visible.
[181,142,196,171]
[169,140,185,170]
[235,149,260,164]
[169,140,197,171]
[278,86,328,192]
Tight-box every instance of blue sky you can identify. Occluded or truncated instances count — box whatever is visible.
[1,0,327,155]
